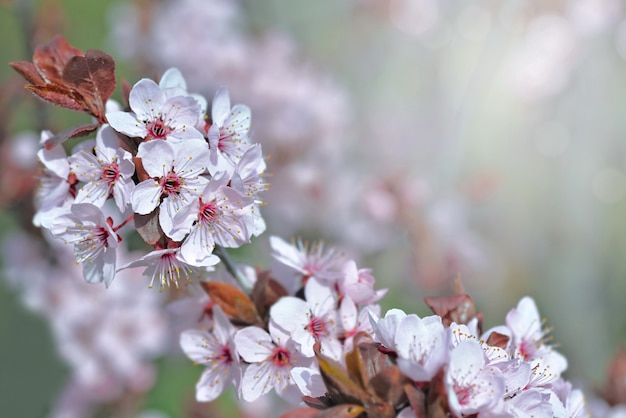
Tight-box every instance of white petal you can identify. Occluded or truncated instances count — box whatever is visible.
[131,180,161,214]
[234,326,273,362]
[211,87,231,126]
[129,78,166,121]
[106,111,148,138]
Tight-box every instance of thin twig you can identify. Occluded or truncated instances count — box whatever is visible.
[213,245,253,292]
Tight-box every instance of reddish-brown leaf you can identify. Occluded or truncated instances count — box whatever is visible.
[134,210,163,245]
[357,342,395,387]
[12,35,117,126]
[33,35,83,85]
[425,368,450,418]
[605,346,626,405]
[9,61,45,85]
[404,384,427,418]
[43,123,99,150]
[424,294,476,327]
[200,281,260,326]
[280,408,320,418]
[26,84,85,113]
[315,342,376,407]
[281,405,365,418]
[367,365,410,407]
[303,396,332,410]
[345,344,367,390]
[485,331,510,349]
[252,269,288,322]
[63,49,116,120]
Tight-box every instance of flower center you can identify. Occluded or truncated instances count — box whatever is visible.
[270,346,291,368]
[101,162,120,184]
[455,384,472,406]
[198,199,219,223]
[160,171,182,197]
[216,345,233,365]
[306,316,329,339]
[218,128,234,152]
[146,118,173,140]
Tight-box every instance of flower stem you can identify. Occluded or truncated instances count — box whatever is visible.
[113,214,136,232]
[213,245,253,293]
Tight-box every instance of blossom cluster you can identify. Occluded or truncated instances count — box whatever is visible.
[178,236,589,417]
[26,40,266,290]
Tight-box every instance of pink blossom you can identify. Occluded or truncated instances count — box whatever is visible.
[170,171,254,266]
[131,139,210,237]
[270,277,342,361]
[50,203,119,287]
[234,322,309,403]
[269,236,344,285]
[337,259,387,305]
[395,314,449,382]
[106,78,203,142]
[118,247,216,289]
[446,340,505,416]
[33,131,75,228]
[180,306,241,401]
[69,125,135,212]
[207,87,252,174]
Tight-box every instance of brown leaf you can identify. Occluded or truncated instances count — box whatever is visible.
[26,84,85,112]
[357,342,395,387]
[281,405,365,418]
[63,49,116,120]
[404,384,427,418]
[424,294,476,327]
[367,365,410,407]
[303,396,332,410]
[11,35,117,127]
[425,368,450,418]
[345,344,367,390]
[605,346,626,405]
[200,281,260,326]
[134,210,163,245]
[42,123,99,150]
[251,269,288,322]
[280,408,320,418]
[316,405,366,418]
[9,61,45,85]
[314,342,376,407]
[33,35,83,85]
[485,331,510,349]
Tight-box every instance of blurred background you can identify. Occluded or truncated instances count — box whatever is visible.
[2,0,626,416]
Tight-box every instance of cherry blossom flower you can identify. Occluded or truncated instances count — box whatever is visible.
[446,339,505,416]
[131,139,210,237]
[118,247,216,289]
[369,308,407,352]
[170,171,254,266]
[33,131,76,228]
[69,125,135,212]
[230,144,268,237]
[207,87,252,173]
[338,296,379,352]
[234,321,309,403]
[395,313,449,382]
[506,296,568,386]
[50,203,119,287]
[337,259,387,305]
[158,67,207,132]
[106,78,203,142]
[270,277,342,360]
[180,306,241,401]
[269,235,344,285]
